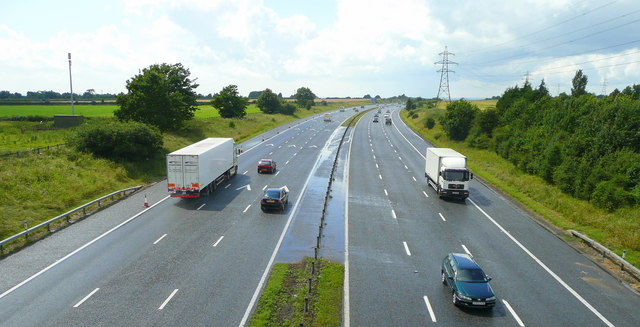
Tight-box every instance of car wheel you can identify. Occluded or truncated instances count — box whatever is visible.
[261,207,266,212]
[257,170,261,174]
[441,272,446,285]
[452,292,459,306]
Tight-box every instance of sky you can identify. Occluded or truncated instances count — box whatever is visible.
[1,0,639,99]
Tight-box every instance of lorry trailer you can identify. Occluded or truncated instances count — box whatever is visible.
[425,148,472,199]
[167,138,238,198]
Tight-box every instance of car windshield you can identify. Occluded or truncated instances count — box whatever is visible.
[442,170,469,182]
[265,190,280,199]
[456,269,487,282]
[259,160,272,165]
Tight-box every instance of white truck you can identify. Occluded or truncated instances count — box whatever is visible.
[425,148,473,199]
[323,113,331,122]
[167,138,238,198]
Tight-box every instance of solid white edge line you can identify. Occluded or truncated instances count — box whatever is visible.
[403,241,412,256]
[422,295,437,323]
[461,244,472,257]
[422,191,429,198]
[343,125,356,327]
[153,233,167,245]
[438,212,446,222]
[239,125,345,327]
[503,300,525,327]
[391,114,424,159]
[468,198,614,327]
[391,209,397,219]
[0,195,171,300]
[243,205,251,213]
[73,288,100,308]
[196,203,206,210]
[158,289,179,310]
[213,236,224,247]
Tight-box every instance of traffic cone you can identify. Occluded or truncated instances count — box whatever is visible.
[144,194,149,207]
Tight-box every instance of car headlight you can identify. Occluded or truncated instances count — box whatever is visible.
[457,293,472,301]
[486,296,496,301]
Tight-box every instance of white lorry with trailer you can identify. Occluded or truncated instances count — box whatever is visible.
[425,148,473,199]
[167,138,238,198]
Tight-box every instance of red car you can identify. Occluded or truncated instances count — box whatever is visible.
[257,158,277,174]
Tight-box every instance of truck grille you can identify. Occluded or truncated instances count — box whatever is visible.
[448,184,464,189]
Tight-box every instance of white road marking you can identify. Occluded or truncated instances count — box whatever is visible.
[243,170,249,175]
[461,244,472,257]
[73,288,100,308]
[379,174,382,180]
[285,160,290,165]
[266,143,274,147]
[262,185,267,190]
[422,296,437,323]
[391,210,397,219]
[213,236,224,247]
[236,184,251,191]
[153,234,167,244]
[275,171,280,176]
[469,198,614,327]
[404,165,408,170]
[373,155,376,160]
[278,145,282,148]
[398,156,402,160]
[422,191,429,198]
[384,189,388,196]
[158,289,179,310]
[412,176,416,181]
[225,184,231,189]
[247,185,251,191]
[375,163,379,169]
[269,151,273,155]
[343,126,356,327]
[0,195,171,300]
[438,213,446,222]
[196,204,206,210]
[402,241,412,256]
[503,300,525,327]
[243,205,251,213]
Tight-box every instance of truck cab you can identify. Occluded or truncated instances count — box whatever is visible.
[425,148,472,199]
[323,113,331,122]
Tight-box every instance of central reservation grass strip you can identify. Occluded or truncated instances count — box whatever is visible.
[400,107,640,268]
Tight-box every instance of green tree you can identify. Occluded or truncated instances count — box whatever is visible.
[441,100,478,141]
[280,102,297,115]
[405,98,416,110]
[247,91,263,99]
[363,94,371,99]
[295,87,316,108]
[211,85,248,118]
[114,63,199,131]
[571,69,588,97]
[256,88,281,114]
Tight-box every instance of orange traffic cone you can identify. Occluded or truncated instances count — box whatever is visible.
[144,194,149,207]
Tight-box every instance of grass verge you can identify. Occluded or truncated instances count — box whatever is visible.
[400,108,640,270]
[249,258,343,327]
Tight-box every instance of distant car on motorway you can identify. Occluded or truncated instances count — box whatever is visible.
[261,186,289,212]
[442,253,496,309]
[257,158,276,174]
[373,116,379,123]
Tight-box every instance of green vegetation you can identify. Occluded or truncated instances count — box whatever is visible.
[249,258,343,327]
[295,87,317,109]
[68,121,163,160]
[401,94,640,268]
[211,84,248,118]
[0,104,120,117]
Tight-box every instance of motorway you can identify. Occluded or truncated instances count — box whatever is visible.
[0,104,639,326]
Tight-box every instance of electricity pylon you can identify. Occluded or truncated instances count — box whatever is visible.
[435,46,457,105]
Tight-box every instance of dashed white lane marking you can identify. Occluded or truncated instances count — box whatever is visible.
[269,152,273,155]
[153,234,167,244]
[197,204,206,210]
[412,176,416,182]
[503,300,525,327]
[398,156,402,160]
[262,185,268,190]
[285,160,290,165]
[225,184,231,189]
[73,288,100,308]
[243,170,249,175]
[247,185,251,191]
[404,165,408,170]
[278,145,282,148]
[422,191,429,198]
[243,205,251,213]
[376,163,379,169]
[213,236,224,247]
[423,296,437,323]
[158,289,179,310]
[438,213,446,222]
[384,189,388,196]
[275,171,280,176]
[391,210,397,219]
[379,174,382,180]
[468,198,614,327]
[402,242,412,256]
[461,244,472,257]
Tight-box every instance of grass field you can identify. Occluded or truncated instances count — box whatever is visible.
[400,108,640,269]
[0,104,264,118]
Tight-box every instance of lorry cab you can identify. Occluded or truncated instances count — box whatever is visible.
[425,148,472,200]
[323,113,331,122]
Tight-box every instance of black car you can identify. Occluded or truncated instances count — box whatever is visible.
[261,186,289,212]
[441,253,496,309]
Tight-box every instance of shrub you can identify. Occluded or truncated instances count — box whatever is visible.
[229,121,235,128]
[590,179,634,211]
[411,113,418,119]
[424,118,435,129]
[68,121,163,161]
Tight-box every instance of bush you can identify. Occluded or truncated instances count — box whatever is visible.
[411,113,418,119]
[280,103,297,115]
[424,118,435,129]
[229,121,235,128]
[68,121,163,161]
[590,179,634,212]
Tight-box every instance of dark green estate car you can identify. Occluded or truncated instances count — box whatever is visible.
[441,253,496,309]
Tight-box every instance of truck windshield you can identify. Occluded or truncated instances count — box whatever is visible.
[442,170,469,182]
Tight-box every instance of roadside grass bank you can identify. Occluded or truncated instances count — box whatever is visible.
[340,108,373,127]
[0,102,366,247]
[400,108,640,270]
[249,258,343,327]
